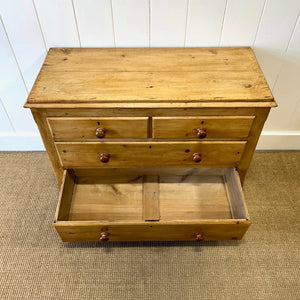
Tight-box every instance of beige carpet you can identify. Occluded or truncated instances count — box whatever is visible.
[0,152,299,299]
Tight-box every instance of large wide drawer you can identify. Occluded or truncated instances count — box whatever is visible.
[48,117,148,139]
[152,116,254,139]
[55,141,246,168]
[54,168,251,242]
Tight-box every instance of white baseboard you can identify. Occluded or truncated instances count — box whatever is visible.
[0,133,45,151]
[0,132,299,151]
[257,132,300,150]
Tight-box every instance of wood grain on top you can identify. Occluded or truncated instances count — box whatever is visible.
[26,47,274,105]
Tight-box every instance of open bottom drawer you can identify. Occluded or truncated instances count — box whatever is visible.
[54,168,251,242]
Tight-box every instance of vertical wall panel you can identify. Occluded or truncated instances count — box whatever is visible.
[264,17,300,131]
[0,0,46,91]
[0,0,299,149]
[186,0,226,47]
[112,0,149,47]
[220,0,265,46]
[34,0,80,48]
[0,99,14,132]
[253,0,300,88]
[0,21,37,132]
[151,0,188,47]
[73,0,114,47]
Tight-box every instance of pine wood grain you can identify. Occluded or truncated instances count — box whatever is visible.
[32,111,64,184]
[55,170,75,221]
[53,168,251,242]
[143,175,160,221]
[25,47,275,106]
[224,169,249,219]
[25,48,274,242]
[54,221,251,242]
[159,175,232,220]
[48,117,148,139]
[238,107,271,183]
[35,47,266,72]
[69,175,144,221]
[153,116,254,139]
[55,141,246,168]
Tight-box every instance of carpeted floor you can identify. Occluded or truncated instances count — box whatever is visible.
[0,152,299,299]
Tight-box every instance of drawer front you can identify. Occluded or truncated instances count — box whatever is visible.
[153,116,254,139]
[54,222,251,242]
[56,141,246,168]
[48,117,148,139]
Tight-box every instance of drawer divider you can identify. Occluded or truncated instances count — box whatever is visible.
[143,175,160,221]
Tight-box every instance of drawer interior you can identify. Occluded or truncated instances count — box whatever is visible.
[55,168,249,223]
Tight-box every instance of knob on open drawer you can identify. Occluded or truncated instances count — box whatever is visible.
[195,232,204,241]
[100,232,109,242]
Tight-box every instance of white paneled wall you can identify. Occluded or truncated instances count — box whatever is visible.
[113,0,149,47]
[253,0,300,89]
[34,0,80,48]
[0,0,299,150]
[220,0,265,46]
[151,0,188,47]
[73,0,114,47]
[0,17,38,132]
[0,0,46,90]
[186,0,226,46]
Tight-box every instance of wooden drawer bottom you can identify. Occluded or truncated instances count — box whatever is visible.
[54,168,251,242]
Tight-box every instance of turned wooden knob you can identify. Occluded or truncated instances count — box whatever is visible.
[95,127,106,138]
[192,153,202,163]
[196,127,207,139]
[195,232,203,241]
[100,152,110,163]
[100,232,109,242]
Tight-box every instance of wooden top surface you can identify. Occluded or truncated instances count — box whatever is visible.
[25,47,275,108]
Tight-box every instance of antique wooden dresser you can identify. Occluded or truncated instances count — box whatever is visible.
[24,47,276,242]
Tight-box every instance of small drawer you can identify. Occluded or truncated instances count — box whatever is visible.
[55,141,246,168]
[47,117,148,140]
[54,168,251,242]
[152,116,254,139]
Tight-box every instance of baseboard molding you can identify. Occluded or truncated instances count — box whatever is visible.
[257,132,300,150]
[0,134,45,151]
[0,132,299,151]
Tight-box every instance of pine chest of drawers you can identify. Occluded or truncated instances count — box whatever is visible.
[25,47,276,242]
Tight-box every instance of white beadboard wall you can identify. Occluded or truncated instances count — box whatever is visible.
[0,0,299,150]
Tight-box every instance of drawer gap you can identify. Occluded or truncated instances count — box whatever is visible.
[147,116,153,138]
